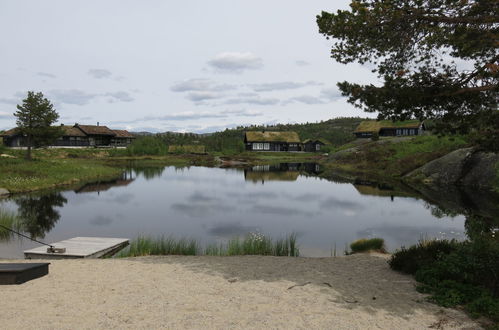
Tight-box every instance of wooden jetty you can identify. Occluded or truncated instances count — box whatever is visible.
[0,263,50,285]
[24,237,129,259]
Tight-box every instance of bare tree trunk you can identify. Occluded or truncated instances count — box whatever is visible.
[25,134,32,161]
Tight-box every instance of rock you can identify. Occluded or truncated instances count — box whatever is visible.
[406,147,499,191]
[0,154,15,158]
[0,188,10,196]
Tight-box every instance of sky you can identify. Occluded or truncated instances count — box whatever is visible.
[0,0,379,133]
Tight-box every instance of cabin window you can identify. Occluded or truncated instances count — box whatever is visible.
[263,143,270,150]
[252,143,263,150]
[316,144,321,151]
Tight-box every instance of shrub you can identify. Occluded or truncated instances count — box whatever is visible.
[350,237,385,253]
[126,136,168,156]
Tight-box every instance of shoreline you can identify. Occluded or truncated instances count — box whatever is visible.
[0,254,481,329]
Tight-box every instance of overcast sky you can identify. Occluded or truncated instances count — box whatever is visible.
[0,1,379,133]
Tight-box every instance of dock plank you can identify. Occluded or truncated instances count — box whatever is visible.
[24,237,129,259]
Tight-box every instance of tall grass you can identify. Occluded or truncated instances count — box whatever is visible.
[0,209,20,240]
[116,235,199,257]
[117,233,299,257]
[349,238,385,253]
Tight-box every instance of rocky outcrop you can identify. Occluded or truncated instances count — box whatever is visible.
[0,188,9,197]
[406,147,499,191]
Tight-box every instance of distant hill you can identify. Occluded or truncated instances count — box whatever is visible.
[149,117,367,152]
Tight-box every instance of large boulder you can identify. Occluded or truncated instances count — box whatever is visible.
[0,188,9,197]
[406,147,499,191]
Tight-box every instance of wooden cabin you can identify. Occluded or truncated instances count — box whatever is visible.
[244,131,301,152]
[354,120,425,138]
[302,139,327,152]
[74,124,116,147]
[111,130,136,147]
[0,128,23,147]
[53,125,90,147]
[1,124,135,148]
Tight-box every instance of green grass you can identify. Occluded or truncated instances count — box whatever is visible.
[389,235,499,324]
[0,158,122,193]
[116,236,199,257]
[0,209,20,240]
[117,233,299,257]
[349,238,385,253]
[387,135,468,161]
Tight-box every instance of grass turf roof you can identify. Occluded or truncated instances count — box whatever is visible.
[245,131,301,143]
[354,120,421,133]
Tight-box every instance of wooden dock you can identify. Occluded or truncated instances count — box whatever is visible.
[24,237,129,259]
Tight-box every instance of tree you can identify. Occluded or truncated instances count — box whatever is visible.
[14,91,63,160]
[317,1,498,134]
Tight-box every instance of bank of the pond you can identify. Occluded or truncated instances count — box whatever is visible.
[0,255,481,329]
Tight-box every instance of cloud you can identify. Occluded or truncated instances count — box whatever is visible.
[320,87,343,101]
[0,97,18,105]
[170,78,236,92]
[250,204,314,217]
[284,95,325,105]
[208,222,258,237]
[105,91,134,102]
[0,111,12,119]
[250,81,322,92]
[37,72,57,79]
[207,52,263,73]
[319,197,363,211]
[224,96,280,106]
[295,60,310,66]
[89,216,113,226]
[186,91,224,102]
[88,69,113,79]
[138,108,262,122]
[49,89,99,105]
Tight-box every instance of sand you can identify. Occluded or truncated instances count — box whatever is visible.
[0,254,481,329]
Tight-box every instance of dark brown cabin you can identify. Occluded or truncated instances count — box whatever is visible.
[74,124,116,146]
[111,130,136,147]
[354,120,425,138]
[302,139,327,152]
[244,131,301,152]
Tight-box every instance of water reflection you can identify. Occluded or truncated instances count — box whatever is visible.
[13,192,67,239]
[244,163,322,184]
[1,162,497,258]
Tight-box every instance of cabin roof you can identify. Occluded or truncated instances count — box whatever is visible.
[302,138,329,145]
[245,131,301,143]
[112,129,135,138]
[0,128,20,137]
[75,124,116,136]
[354,120,421,133]
[62,125,87,137]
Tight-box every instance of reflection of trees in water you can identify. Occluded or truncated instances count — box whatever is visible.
[14,193,67,239]
[132,166,165,180]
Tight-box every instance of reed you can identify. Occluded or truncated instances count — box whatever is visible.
[118,233,299,257]
[349,238,385,253]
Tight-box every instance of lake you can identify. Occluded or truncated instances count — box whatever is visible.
[0,163,468,258]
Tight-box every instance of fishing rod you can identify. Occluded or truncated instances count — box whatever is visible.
[0,223,65,253]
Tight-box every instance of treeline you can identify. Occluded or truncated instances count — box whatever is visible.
[130,117,365,154]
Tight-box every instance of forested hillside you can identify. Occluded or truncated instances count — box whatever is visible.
[143,117,366,153]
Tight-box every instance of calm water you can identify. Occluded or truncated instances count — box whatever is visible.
[0,164,467,258]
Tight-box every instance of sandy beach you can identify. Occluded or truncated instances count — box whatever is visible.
[0,254,481,329]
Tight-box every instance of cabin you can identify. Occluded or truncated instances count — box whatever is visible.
[354,120,425,138]
[0,128,24,147]
[53,125,90,147]
[244,131,301,152]
[302,139,327,152]
[111,130,136,147]
[1,124,135,148]
[74,124,116,147]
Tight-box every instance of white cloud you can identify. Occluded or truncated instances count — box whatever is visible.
[207,52,263,73]
[171,78,236,92]
[250,81,323,92]
[320,87,343,101]
[88,69,113,79]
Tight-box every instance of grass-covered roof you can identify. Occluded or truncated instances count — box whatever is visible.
[244,171,299,182]
[354,120,421,133]
[245,131,300,143]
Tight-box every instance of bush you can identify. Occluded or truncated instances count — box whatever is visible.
[126,136,168,156]
[389,235,499,323]
[350,238,385,253]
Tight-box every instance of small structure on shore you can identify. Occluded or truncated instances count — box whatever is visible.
[354,120,425,138]
[302,139,328,152]
[244,131,301,152]
[24,237,129,259]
